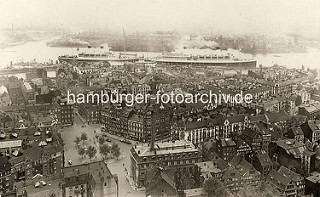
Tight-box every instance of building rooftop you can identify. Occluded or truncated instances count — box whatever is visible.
[184,188,207,197]
[63,160,117,197]
[15,178,63,197]
[133,140,198,157]
[307,120,320,133]
[196,161,221,174]
[306,171,320,183]
[24,82,33,91]
[275,139,305,158]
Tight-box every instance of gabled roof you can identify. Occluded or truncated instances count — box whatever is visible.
[268,169,290,189]
[278,166,303,182]
[256,151,272,167]
[147,167,177,191]
[241,128,259,140]
[266,111,291,123]
[185,120,209,130]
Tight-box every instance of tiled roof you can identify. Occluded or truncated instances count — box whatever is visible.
[185,120,209,130]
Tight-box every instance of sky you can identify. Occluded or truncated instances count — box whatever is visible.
[0,0,319,35]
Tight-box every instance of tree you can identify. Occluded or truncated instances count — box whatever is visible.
[74,137,81,148]
[98,136,105,145]
[73,189,80,196]
[99,144,110,159]
[78,147,86,158]
[80,132,88,145]
[86,146,97,160]
[203,177,228,197]
[111,143,119,151]
[113,148,121,159]
[111,143,120,159]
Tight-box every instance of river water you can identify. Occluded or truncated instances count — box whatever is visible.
[0,37,319,77]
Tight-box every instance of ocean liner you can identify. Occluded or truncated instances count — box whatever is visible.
[152,53,257,69]
[58,52,139,63]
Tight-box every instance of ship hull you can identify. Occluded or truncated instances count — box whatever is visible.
[58,56,138,63]
[154,59,257,69]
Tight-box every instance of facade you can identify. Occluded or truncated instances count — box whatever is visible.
[175,120,214,145]
[215,138,236,162]
[62,161,118,197]
[145,168,179,197]
[128,113,144,140]
[103,103,172,142]
[240,128,263,152]
[300,120,320,143]
[286,127,304,143]
[130,140,201,188]
[294,88,311,104]
[78,103,100,124]
[131,83,151,95]
[63,173,95,197]
[298,104,320,120]
[267,166,305,197]
[221,158,260,193]
[268,139,315,175]
[249,150,273,178]
[22,82,35,103]
[53,97,74,125]
[0,156,11,194]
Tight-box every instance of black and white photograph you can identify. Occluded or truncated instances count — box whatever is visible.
[0,0,320,196]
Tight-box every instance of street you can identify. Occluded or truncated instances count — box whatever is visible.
[61,113,145,197]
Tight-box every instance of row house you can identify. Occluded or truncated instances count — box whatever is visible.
[210,115,250,139]
[259,96,287,113]
[103,103,172,142]
[248,150,273,179]
[52,97,74,126]
[215,138,236,162]
[172,120,214,146]
[285,127,304,143]
[128,114,144,141]
[103,104,131,138]
[78,103,100,124]
[131,83,151,95]
[251,122,272,151]
[221,157,260,192]
[195,161,223,182]
[62,161,118,197]
[172,114,252,145]
[240,128,263,152]
[267,166,305,196]
[298,103,320,120]
[300,120,320,143]
[294,87,311,104]
[130,140,201,188]
[268,139,316,175]
[0,156,11,195]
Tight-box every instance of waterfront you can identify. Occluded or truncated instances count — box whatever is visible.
[0,37,319,72]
